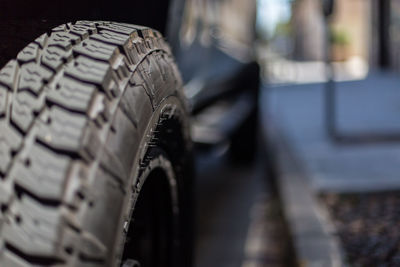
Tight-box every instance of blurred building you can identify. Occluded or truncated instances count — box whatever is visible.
[331,0,400,72]
[291,0,325,61]
[330,0,369,61]
[370,0,400,71]
[291,0,369,62]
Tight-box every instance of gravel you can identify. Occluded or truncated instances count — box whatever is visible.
[321,192,400,266]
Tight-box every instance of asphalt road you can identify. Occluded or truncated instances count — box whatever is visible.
[193,146,292,267]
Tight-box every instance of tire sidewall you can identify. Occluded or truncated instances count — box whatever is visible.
[112,94,191,266]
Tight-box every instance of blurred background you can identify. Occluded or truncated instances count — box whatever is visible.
[179,0,400,266]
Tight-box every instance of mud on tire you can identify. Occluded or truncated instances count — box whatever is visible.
[0,21,192,267]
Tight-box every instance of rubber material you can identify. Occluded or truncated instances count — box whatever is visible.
[0,21,191,267]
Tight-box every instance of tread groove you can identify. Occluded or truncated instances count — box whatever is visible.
[14,183,61,208]
[5,243,65,265]
[34,138,81,161]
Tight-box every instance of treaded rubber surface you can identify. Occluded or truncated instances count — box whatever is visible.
[0,21,186,266]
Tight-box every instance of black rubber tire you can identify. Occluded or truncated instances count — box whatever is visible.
[0,21,193,267]
[229,63,260,164]
[229,106,259,163]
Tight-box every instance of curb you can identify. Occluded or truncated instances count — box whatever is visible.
[263,116,345,267]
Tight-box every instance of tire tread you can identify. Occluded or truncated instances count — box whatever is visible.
[0,21,182,267]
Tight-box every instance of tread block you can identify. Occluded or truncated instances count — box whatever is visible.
[97,24,137,36]
[124,40,144,65]
[48,32,80,51]
[0,122,22,174]
[65,57,111,91]
[35,106,88,154]
[46,76,97,114]
[0,178,12,204]
[52,24,68,32]
[0,60,19,91]
[75,21,105,27]
[10,144,71,201]
[79,232,107,261]
[35,107,100,160]
[0,178,13,224]
[34,33,48,49]
[0,250,30,267]
[11,91,45,133]
[18,63,53,95]
[3,195,70,259]
[41,46,73,72]
[111,22,143,31]
[73,39,118,63]
[82,168,124,252]
[90,30,137,65]
[113,58,130,82]
[16,43,39,64]
[90,30,130,48]
[87,93,111,124]
[140,28,156,39]
[62,161,90,208]
[0,85,8,117]
[70,24,97,39]
[131,39,147,56]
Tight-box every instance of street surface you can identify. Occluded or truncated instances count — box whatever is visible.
[193,147,292,267]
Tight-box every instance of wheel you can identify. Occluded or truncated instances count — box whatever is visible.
[0,21,193,267]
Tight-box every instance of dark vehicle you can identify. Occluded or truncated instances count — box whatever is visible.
[0,0,259,266]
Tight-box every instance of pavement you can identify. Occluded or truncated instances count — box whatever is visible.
[261,71,400,266]
[193,148,292,267]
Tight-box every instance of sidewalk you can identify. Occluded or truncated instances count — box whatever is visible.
[261,71,400,265]
[266,71,400,193]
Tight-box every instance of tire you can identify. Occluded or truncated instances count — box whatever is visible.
[229,105,258,163]
[0,21,193,267]
[229,62,260,164]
